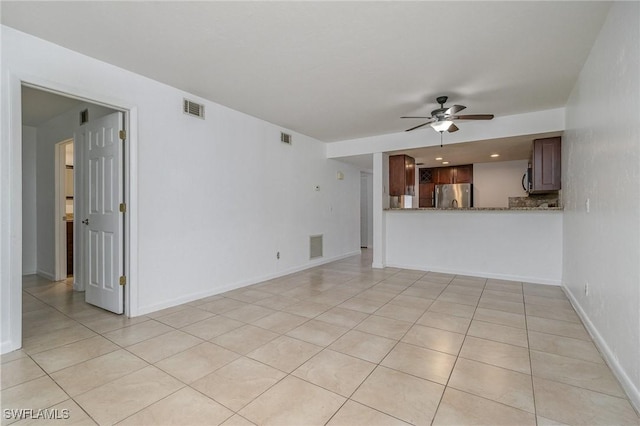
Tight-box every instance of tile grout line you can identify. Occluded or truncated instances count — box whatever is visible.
[523,282,540,426]
[322,267,428,426]
[429,274,486,425]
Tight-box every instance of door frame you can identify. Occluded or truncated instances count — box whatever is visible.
[1,72,139,354]
[54,139,74,282]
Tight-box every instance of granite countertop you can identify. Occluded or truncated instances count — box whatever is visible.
[385,207,563,211]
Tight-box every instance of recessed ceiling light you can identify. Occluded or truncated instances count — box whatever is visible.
[490,154,500,158]
[442,161,450,165]
[435,157,443,161]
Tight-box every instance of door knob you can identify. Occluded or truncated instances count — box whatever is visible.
[82,219,89,225]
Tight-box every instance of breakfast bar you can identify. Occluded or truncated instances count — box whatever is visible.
[382,207,563,285]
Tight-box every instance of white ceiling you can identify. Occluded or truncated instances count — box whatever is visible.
[2,1,610,143]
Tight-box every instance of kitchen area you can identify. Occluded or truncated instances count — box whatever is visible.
[388,136,562,210]
[382,135,563,285]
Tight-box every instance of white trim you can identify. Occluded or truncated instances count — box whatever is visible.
[384,262,561,286]
[137,250,362,316]
[124,107,138,317]
[36,269,56,281]
[3,73,24,354]
[1,71,138,354]
[0,340,15,355]
[563,285,640,414]
[54,139,73,281]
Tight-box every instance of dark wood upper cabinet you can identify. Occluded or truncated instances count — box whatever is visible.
[431,164,473,185]
[453,164,473,183]
[389,155,416,196]
[435,167,453,184]
[531,137,561,193]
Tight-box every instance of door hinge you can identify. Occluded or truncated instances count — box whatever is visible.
[119,130,126,140]
[119,203,127,213]
[119,276,126,286]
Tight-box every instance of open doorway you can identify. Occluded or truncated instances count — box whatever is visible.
[21,85,127,316]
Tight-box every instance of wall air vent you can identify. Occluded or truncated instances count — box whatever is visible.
[183,99,205,119]
[310,235,323,260]
[281,132,292,145]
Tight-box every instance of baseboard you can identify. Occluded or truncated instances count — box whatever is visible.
[563,285,640,414]
[22,269,36,276]
[136,250,362,317]
[36,270,55,281]
[384,262,561,285]
[1,339,20,355]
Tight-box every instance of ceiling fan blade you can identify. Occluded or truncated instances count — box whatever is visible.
[445,105,466,115]
[448,123,459,133]
[405,121,432,132]
[401,116,430,119]
[451,114,494,120]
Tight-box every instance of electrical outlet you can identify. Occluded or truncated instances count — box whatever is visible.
[584,281,589,296]
[586,198,590,213]
[276,251,280,260]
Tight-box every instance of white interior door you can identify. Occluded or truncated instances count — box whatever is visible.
[81,112,124,314]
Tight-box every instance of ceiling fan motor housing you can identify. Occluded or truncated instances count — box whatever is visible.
[432,96,450,117]
[431,108,449,118]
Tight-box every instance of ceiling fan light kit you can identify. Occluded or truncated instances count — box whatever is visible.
[430,120,453,132]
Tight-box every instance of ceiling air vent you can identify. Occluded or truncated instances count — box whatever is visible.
[183,99,205,119]
[280,132,292,145]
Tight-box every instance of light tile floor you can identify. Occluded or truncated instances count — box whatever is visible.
[2,251,639,425]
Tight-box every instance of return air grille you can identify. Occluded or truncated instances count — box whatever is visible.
[183,99,205,119]
[310,235,323,260]
[281,132,292,145]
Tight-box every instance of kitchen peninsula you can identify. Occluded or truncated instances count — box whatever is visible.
[383,207,562,285]
[383,142,563,285]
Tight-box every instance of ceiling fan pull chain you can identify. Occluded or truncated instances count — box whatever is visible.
[440,131,443,148]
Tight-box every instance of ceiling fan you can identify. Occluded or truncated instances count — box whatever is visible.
[401,96,494,133]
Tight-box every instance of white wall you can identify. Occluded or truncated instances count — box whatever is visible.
[372,152,389,268]
[34,103,115,279]
[359,172,373,248]
[21,126,37,274]
[1,26,361,352]
[473,160,528,207]
[386,210,563,285]
[562,2,640,411]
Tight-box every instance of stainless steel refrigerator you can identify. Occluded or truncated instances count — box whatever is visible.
[435,183,473,208]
